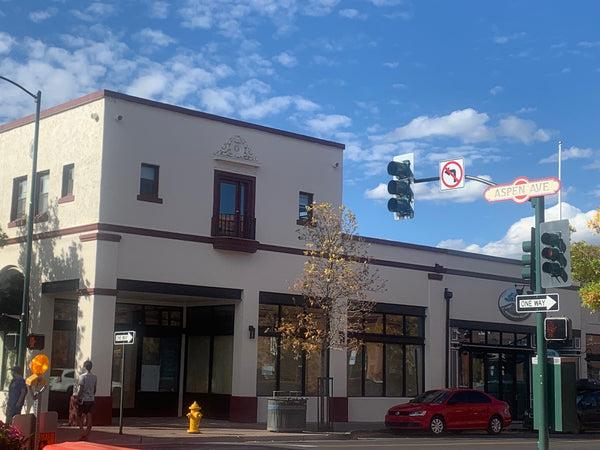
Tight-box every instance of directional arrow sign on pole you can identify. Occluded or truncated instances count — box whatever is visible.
[515,293,559,313]
[114,330,136,345]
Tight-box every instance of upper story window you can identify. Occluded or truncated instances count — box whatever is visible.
[10,176,27,223]
[298,192,313,225]
[137,163,163,204]
[35,171,49,216]
[211,170,256,241]
[59,163,75,203]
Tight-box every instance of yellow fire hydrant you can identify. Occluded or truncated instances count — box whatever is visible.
[187,401,202,434]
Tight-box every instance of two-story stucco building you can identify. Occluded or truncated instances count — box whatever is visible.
[1,90,598,425]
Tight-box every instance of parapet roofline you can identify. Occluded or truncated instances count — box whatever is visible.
[0,89,345,151]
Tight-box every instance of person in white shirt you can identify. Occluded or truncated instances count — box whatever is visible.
[76,360,97,440]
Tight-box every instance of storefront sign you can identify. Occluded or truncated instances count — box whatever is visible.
[498,288,531,321]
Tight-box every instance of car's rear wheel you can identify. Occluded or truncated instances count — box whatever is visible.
[429,415,445,435]
[488,415,503,434]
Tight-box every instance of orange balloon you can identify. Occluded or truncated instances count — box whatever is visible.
[30,354,49,375]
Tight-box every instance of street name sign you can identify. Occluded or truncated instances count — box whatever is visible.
[483,176,561,204]
[516,293,559,313]
[114,330,136,345]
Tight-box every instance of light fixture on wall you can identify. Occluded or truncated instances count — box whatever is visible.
[444,288,453,300]
[248,325,256,339]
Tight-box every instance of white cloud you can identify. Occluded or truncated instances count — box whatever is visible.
[0,31,15,54]
[127,72,169,99]
[384,109,494,143]
[306,114,352,136]
[497,116,552,144]
[136,28,176,47]
[490,85,503,95]
[339,9,367,20]
[437,202,600,259]
[493,32,526,44]
[150,1,170,19]
[276,52,297,68]
[539,145,593,163]
[29,8,58,23]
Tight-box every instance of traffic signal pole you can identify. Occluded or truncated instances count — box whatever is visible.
[392,165,554,449]
[531,196,549,450]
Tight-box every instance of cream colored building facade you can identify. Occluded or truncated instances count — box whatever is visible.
[1,90,598,425]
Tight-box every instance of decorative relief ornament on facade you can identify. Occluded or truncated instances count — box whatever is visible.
[214,135,258,162]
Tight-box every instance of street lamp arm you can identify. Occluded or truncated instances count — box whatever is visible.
[0,75,40,101]
[1,75,42,367]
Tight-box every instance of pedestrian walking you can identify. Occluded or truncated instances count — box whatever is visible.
[76,360,97,440]
[6,366,27,424]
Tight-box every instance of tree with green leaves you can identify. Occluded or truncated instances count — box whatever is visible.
[276,203,386,362]
[571,207,600,311]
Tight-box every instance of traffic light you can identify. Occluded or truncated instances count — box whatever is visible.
[521,227,536,292]
[26,333,45,350]
[544,317,571,341]
[387,156,414,220]
[539,219,571,288]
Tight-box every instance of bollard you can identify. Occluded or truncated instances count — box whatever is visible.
[186,401,202,434]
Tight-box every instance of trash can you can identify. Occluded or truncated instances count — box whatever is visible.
[267,391,307,432]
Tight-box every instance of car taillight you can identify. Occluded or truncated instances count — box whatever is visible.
[58,374,62,382]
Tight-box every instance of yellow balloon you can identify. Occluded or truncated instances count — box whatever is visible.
[30,354,49,375]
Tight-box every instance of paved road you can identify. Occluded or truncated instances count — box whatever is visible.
[132,434,600,450]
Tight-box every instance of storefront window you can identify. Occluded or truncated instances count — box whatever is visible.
[347,347,362,397]
[256,336,277,396]
[364,343,383,396]
[502,332,515,346]
[386,315,403,335]
[256,302,324,396]
[348,310,425,397]
[385,344,404,396]
[280,343,303,393]
[487,331,501,345]
[587,334,600,379]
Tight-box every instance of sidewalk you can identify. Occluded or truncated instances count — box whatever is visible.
[51,417,389,449]
[49,417,530,449]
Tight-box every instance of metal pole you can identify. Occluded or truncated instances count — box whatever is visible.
[558,141,562,220]
[119,345,125,434]
[532,196,549,450]
[0,76,42,368]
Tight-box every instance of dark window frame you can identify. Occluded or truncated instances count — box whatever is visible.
[34,170,50,219]
[211,170,256,240]
[59,163,75,204]
[348,312,426,397]
[297,192,314,225]
[137,163,163,204]
[256,302,321,396]
[10,175,27,224]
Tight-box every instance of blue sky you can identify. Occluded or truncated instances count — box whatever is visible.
[1,0,599,259]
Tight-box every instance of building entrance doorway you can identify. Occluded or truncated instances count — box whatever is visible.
[459,348,531,420]
[112,304,182,416]
[184,305,234,419]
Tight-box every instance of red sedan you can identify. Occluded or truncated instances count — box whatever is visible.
[385,389,512,435]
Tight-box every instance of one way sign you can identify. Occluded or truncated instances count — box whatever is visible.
[114,330,136,345]
[516,293,559,313]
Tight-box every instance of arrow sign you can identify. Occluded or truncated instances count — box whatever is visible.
[114,330,136,345]
[515,293,559,312]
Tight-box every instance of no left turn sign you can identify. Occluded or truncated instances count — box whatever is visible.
[440,158,465,191]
